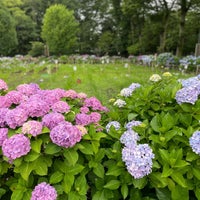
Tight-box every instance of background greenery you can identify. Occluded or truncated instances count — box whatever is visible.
[1,0,200,57]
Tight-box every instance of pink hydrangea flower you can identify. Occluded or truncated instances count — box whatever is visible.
[42,112,65,130]
[65,89,78,99]
[84,97,108,111]
[80,106,89,113]
[0,108,9,127]
[0,96,12,108]
[0,79,8,91]
[51,101,70,113]
[0,128,8,146]
[16,83,40,96]
[77,92,87,99]
[20,98,50,118]
[89,112,101,123]
[5,108,28,129]
[22,121,43,136]
[2,134,31,161]
[75,113,91,126]
[5,90,23,105]
[31,182,57,200]
[50,122,82,148]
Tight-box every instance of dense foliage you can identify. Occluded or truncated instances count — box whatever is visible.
[1,0,200,56]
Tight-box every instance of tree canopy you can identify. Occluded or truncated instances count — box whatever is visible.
[41,4,79,55]
[1,0,200,56]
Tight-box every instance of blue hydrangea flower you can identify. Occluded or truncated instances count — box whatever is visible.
[125,120,142,130]
[189,131,200,155]
[122,144,155,179]
[120,88,133,97]
[106,121,121,133]
[175,86,199,105]
[120,130,140,148]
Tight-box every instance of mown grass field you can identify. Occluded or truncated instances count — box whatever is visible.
[0,61,193,106]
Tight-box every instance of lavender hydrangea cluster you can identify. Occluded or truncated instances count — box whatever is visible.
[122,144,155,179]
[22,121,43,136]
[175,76,200,105]
[31,182,57,200]
[0,79,108,163]
[2,134,31,161]
[120,120,154,179]
[50,122,82,148]
[106,121,121,133]
[189,131,200,155]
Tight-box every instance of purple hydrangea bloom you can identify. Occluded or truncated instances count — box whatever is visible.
[80,106,89,113]
[120,130,140,148]
[75,113,91,126]
[0,79,8,91]
[42,112,65,130]
[84,97,107,111]
[89,112,101,123]
[122,144,154,179]
[0,96,11,108]
[50,122,82,148]
[5,108,28,129]
[120,88,133,97]
[189,131,200,155]
[0,108,9,127]
[17,83,40,96]
[65,89,78,99]
[5,90,23,105]
[2,134,31,161]
[51,101,70,113]
[128,83,141,92]
[180,77,200,88]
[20,98,50,117]
[0,128,8,146]
[106,121,121,133]
[22,121,43,136]
[31,182,57,200]
[125,120,142,130]
[175,86,199,105]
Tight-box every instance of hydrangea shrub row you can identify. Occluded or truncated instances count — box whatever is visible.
[107,72,200,199]
[0,79,114,200]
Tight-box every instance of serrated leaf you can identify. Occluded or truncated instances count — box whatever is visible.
[11,188,26,200]
[162,164,173,178]
[93,164,104,178]
[171,185,189,200]
[44,142,61,154]
[14,162,34,181]
[106,165,123,176]
[31,139,43,153]
[171,172,187,188]
[156,188,171,200]
[62,174,74,193]
[193,168,200,180]
[24,151,40,162]
[92,190,106,200]
[121,184,128,199]
[103,180,121,190]
[75,175,88,195]
[150,115,161,132]
[161,113,176,132]
[67,164,84,175]
[77,142,94,155]
[63,148,78,166]
[132,177,147,189]
[49,171,64,184]
[159,149,169,163]
[0,188,6,198]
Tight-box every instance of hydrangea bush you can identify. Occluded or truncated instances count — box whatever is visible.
[0,80,113,200]
[107,73,200,199]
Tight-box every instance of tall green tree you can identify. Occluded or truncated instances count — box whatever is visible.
[0,6,18,55]
[176,0,200,56]
[41,4,79,55]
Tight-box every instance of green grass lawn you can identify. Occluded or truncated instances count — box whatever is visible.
[0,62,194,106]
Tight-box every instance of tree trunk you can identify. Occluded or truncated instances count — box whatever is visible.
[176,11,186,57]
